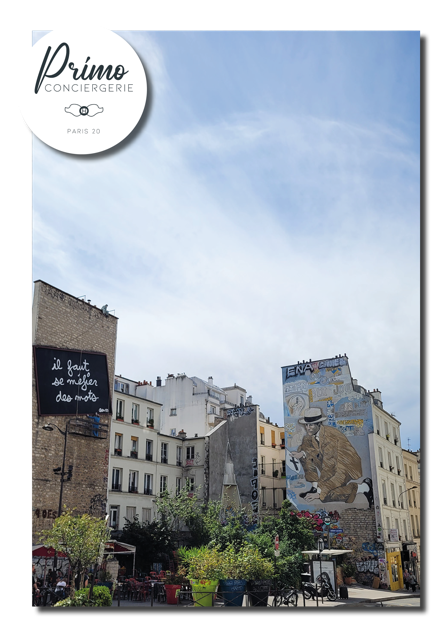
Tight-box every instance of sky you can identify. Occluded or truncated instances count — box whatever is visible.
[32,30,421,448]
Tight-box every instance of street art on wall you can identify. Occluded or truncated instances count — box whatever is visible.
[282,356,374,515]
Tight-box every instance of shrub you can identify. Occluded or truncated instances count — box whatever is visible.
[54,586,112,607]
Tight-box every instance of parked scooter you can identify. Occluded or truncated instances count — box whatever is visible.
[316,572,337,601]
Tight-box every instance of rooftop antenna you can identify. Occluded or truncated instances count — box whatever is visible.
[407,438,411,450]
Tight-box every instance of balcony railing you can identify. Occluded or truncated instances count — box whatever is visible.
[176,460,182,467]
[129,485,138,494]
[130,451,138,459]
[114,449,122,456]
[111,484,122,492]
[161,457,168,464]
[144,488,153,496]
[146,453,153,461]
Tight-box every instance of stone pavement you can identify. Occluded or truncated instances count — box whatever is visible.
[111,584,421,609]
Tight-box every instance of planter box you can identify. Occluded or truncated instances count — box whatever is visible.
[219,579,246,607]
[247,579,272,607]
[190,579,219,608]
[165,584,181,605]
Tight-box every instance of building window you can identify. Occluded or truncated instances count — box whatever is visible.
[405,464,408,479]
[114,433,123,456]
[210,405,216,414]
[409,467,413,480]
[132,403,140,424]
[111,468,122,491]
[261,456,266,475]
[240,395,244,405]
[411,515,416,537]
[146,407,154,426]
[399,485,404,508]
[393,427,398,445]
[187,477,195,493]
[176,446,182,467]
[375,415,381,436]
[396,456,401,475]
[131,436,138,459]
[403,520,408,540]
[160,475,168,494]
[142,508,151,524]
[146,440,153,461]
[129,471,138,493]
[382,481,387,505]
[273,489,277,509]
[272,458,276,476]
[412,490,417,508]
[186,446,195,460]
[260,427,265,445]
[388,451,393,471]
[282,460,286,476]
[116,399,124,420]
[161,442,168,464]
[391,483,396,508]
[110,506,119,529]
[144,474,153,495]
[170,408,177,416]
[384,421,389,437]
[378,447,384,468]
[115,380,129,393]
[271,431,276,448]
[280,432,285,448]
[176,477,182,495]
[261,487,266,507]
[126,506,136,522]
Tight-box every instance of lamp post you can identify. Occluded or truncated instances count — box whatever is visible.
[317,536,324,604]
[42,422,72,517]
[42,422,73,577]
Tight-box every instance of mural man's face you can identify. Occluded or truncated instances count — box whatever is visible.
[305,422,321,436]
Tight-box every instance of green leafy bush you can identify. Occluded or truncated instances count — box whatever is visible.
[54,586,112,607]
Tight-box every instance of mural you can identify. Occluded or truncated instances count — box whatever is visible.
[282,356,374,515]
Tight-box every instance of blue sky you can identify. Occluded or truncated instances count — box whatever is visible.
[32,30,420,448]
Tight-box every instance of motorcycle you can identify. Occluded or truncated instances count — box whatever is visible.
[302,572,337,602]
[316,573,337,601]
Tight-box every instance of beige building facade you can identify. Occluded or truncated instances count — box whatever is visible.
[402,448,421,581]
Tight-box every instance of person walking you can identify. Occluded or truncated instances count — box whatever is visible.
[409,573,417,592]
[403,569,411,591]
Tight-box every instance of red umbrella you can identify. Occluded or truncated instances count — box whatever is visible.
[32,545,67,558]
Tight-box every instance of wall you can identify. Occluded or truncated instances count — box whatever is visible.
[282,355,380,569]
[207,407,258,515]
[32,281,118,543]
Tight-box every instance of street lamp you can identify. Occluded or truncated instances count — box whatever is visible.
[317,536,324,604]
[42,423,72,517]
[398,486,417,508]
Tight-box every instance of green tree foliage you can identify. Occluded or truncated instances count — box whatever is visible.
[39,508,110,593]
[119,517,173,574]
[55,586,112,607]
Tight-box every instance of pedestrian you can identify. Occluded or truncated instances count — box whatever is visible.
[32,564,40,606]
[403,569,411,591]
[410,574,417,592]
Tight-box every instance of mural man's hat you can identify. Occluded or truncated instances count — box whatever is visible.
[298,407,326,424]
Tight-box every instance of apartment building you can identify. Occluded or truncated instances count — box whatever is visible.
[107,376,205,532]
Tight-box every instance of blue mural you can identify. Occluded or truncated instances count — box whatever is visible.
[282,356,374,515]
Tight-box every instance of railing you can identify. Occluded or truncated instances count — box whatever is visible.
[114,449,122,456]
[144,488,153,495]
[111,484,122,492]
[130,451,138,459]
[161,457,168,464]
[146,453,153,461]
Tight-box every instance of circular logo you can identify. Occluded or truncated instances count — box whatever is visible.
[21,30,148,154]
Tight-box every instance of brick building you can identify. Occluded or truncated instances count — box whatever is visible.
[32,281,118,543]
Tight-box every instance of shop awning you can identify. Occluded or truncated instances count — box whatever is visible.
[32,545,67,558]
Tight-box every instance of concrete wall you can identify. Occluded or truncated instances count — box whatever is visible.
[207,408,258,514]
[32,281,118,543]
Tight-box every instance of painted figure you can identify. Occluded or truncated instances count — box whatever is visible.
[290,408,373,507]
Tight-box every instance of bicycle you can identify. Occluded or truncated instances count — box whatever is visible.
[272,588,299,607]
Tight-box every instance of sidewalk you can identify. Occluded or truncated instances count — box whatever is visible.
[111,584,420,609]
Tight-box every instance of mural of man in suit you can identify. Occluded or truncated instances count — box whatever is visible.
[290,407,373,507]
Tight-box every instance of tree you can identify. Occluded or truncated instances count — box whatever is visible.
[39,508,110,593]
[120,517,173,574]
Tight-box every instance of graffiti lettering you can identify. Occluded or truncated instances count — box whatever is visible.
[250,457,258,514]
[227,406,254,419]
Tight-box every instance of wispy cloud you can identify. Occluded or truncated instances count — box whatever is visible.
[33,31,420,446]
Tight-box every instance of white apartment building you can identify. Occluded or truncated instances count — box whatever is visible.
[107,376,205,532]
[134,374,248,438]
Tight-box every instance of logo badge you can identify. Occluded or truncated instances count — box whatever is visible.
[22,30,148,154]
